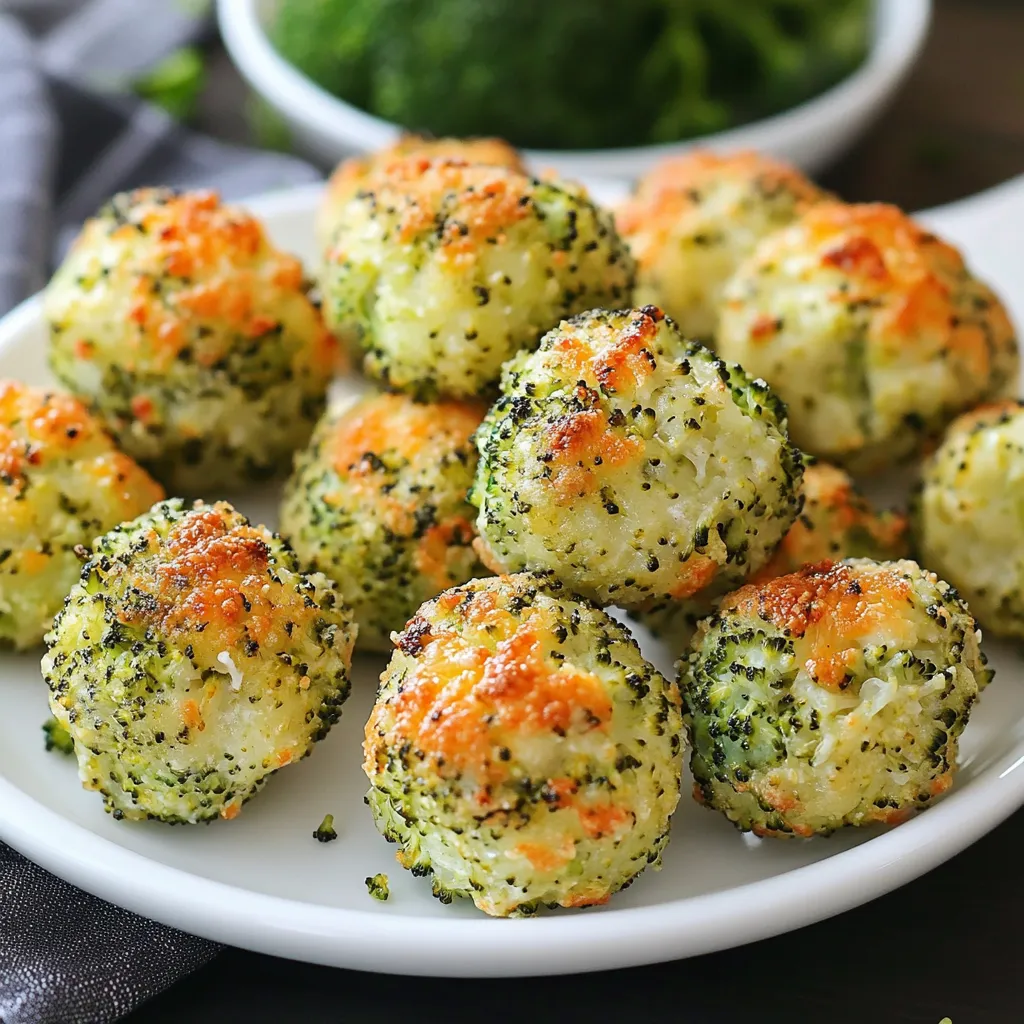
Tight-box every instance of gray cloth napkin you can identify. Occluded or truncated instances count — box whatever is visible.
[0,3,323,1022]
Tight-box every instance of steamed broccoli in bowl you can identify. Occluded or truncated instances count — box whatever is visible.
[269,0,872,150]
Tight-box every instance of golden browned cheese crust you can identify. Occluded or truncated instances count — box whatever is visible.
[722,560,915,689]
[111,503,327,663]
[68,190,333,371]
[0,379,164,649]
[941,398,1023,437]
[317,135,525,249]
[328,158,537,265]
[320,157,635,397]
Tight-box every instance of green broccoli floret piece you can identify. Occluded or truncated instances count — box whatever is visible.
[270,0,674,149]
[43,718,74,756]
[313,813,338,843]
[365,873,390,901]
[270,0,384,112]
[133,47,206,121]
[268,0,871,150]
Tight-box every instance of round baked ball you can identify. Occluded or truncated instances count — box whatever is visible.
[364,573,683,916]
[0,380,164,649]
[280,391,491,651]
[42,499,357,824]
[471,306,804,609]
[320,157,635,398]
[912,400,1024,637]
[615,150,827,340]
[316,134,524,252]
[716,201,1019,472]
[682,558,989,837]
[45,188,338,492]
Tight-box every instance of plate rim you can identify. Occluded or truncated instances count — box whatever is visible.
[2,183,1023,977]
[3,702,1023,976]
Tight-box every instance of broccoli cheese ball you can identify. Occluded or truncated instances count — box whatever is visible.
[42,499,356,824]
[45,188,338,492]
[320,157,635,398]
[0,380,164,650]
[912,401,1024,638]
[615,150,827,340]
[364,574,683,916]
[316,134,525,252]
[279,391,491,651]
[682,559,989,837]
[717,202,1019,472]
[471,306,804,609]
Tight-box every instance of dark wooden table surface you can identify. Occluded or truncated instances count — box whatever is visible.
[129,3,1023,1021]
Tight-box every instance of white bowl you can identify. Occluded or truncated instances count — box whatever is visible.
[219,0,931,180]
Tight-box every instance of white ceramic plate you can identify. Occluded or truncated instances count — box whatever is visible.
[219,0,931,180]
[2,179,1024,978]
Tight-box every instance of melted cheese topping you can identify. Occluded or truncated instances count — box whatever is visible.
[742,202,995,376]
[724,561,913,690]
[69,188,336,373]
[331,393,484,476]
[326,392,485,536]
[328,158,537,268]
[616,149,824,270]
[0,380,162,506]
[369,596,613,780]
[114,502,319,659]
[550,307,663,394]
[319,135,524,246]
[944,399,1024,438]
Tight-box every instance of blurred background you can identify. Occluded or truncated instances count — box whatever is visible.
[2,0,1020,212]
[212,0,1024,208]
[174,0,1024,208]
